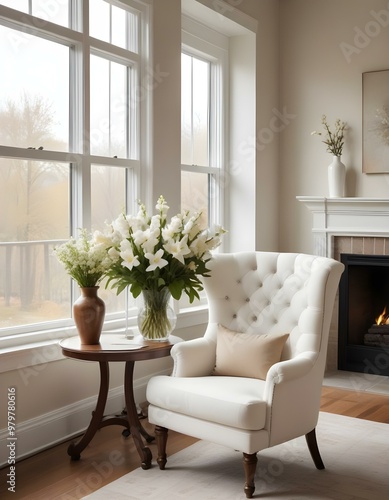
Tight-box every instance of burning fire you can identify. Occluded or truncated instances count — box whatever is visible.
[375,307,389,325]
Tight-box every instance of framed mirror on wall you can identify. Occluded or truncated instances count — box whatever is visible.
[362,69,389,173]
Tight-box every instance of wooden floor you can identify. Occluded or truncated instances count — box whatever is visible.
[1,386,389,499]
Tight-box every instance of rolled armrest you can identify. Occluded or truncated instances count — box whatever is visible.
[264,351,321,407]
[266,352,316,384]
[171,337,216,377]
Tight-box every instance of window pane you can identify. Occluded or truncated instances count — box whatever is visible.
[91,164,128,315]
[0,25,69,151]
[90,0,110,43]
[181,53,209,166]
[192,58,209,166]
[0,159,69,242]
[31,0,69,28]
[91,165,126,230]
[90,0,138,52]
[0,1,28,13]
[181,53,192,165]
[0,158,70,329]
[90,56,130,158]
[1,0,70,26]
[181,171,208,228]
[111,4,127,49]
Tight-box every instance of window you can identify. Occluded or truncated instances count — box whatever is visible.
[181,1,257,255]
[178,16,228,310]
[0,1,150,342]
[181,19,227,231]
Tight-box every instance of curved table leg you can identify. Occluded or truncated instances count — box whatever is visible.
[120,409,154,443]
[124,361,153,469]
[122,423,154,442]
[67,361,109,460]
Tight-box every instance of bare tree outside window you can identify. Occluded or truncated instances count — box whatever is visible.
[0,95,70,326]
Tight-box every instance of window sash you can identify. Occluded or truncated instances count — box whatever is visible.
[0,0,149,342]
[179,17,228,311]
[181,29,227,236]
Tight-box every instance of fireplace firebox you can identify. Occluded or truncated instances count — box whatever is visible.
[338,253,389,376]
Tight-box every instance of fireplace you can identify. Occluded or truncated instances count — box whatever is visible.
[338,253,389,376]
[297,196,389,373]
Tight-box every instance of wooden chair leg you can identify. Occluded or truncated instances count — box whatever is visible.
[305,428,325,470]
[243,452,257,499]
[154,425,168,470]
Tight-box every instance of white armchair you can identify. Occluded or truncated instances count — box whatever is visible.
[146,252,344,498]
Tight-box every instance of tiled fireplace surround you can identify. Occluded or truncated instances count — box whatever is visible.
[297,197,389,371]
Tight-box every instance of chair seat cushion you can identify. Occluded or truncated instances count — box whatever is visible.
[146,375,267,431]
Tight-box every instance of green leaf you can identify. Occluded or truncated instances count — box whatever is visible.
[130,283,142,298]
[115,282,128,295]
[168,280,184,300]
[187,287,200,303]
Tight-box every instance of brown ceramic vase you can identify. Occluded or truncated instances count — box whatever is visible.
[73,286,105,345]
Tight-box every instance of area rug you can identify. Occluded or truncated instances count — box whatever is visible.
[84,412,389,499]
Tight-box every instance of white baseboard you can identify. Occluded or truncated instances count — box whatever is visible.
[0,368,169,467]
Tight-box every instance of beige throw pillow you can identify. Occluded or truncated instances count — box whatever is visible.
[213,325,289,380]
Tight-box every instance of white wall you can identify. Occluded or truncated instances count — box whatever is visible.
[279,0,389,253]
[150,0,182,216]
[229,33,257,251]
[226,0,280,251]
[253,0,280,250]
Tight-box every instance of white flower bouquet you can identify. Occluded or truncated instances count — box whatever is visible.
[100,196,226,303]
[54,229,112,288]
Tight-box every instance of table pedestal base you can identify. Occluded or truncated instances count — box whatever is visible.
[67,360,154,469]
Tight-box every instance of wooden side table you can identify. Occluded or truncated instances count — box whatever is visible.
[60,334,180,469]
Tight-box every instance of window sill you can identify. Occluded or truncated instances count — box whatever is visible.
[0,305,209,374]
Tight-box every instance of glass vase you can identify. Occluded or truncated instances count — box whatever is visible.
[137,288,177,341]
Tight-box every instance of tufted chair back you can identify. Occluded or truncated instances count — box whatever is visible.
[202,252,335,362]
[146,251,344,498]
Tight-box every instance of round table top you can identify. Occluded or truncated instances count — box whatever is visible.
[60,333,182,362]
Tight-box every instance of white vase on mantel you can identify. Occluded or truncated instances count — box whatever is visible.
[328,155,346,198]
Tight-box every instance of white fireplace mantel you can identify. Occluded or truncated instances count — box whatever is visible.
[297,197,389,257]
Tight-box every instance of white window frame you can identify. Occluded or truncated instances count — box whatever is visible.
[181,15,228,236]
[177,16,228,312]
[0,0,151,357]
